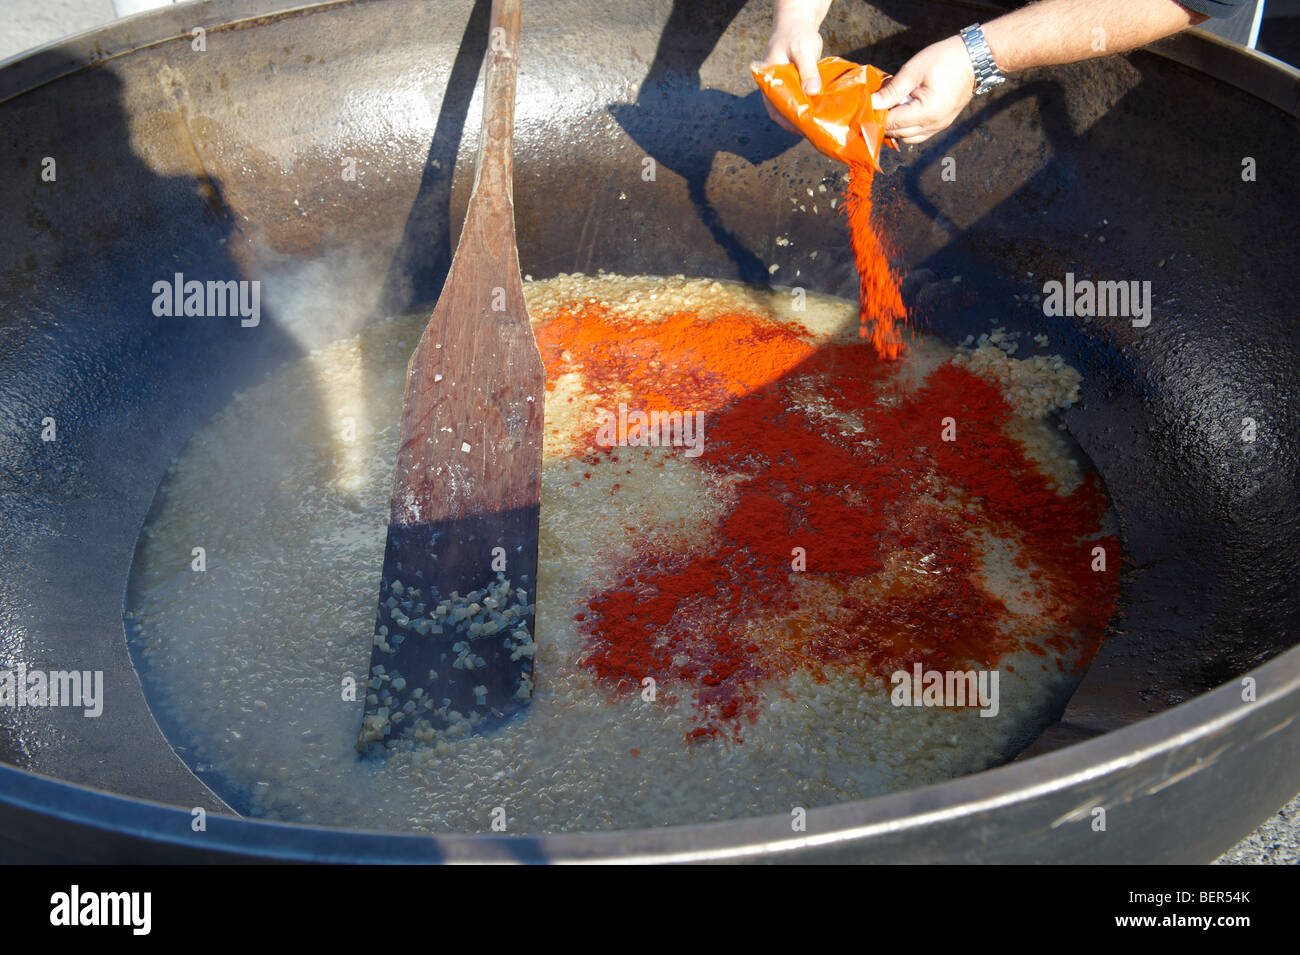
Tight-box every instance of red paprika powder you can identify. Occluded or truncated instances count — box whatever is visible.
[844,161,908,359]
[534,300,1120,743]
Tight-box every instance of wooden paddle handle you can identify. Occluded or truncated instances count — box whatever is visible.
[470,0,522,212]
[388,0,541,529]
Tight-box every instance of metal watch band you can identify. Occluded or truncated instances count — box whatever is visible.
[960,23,1006,96]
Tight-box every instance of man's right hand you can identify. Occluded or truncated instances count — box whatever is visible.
[756,2,832,132]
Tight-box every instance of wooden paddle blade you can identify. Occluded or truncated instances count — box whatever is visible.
[359,506,539,753]
[359,0,543,755]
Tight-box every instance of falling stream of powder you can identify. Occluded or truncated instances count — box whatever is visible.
[843,161,908,360]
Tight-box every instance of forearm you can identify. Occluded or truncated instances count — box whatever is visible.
[983,0,1207,74]
[772,0,832,29]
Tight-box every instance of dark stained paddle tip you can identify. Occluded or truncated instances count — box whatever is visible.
[356,509,538,756]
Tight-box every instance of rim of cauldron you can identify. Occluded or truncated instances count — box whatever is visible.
[2,0,1297,116]
[1,646,1295,862]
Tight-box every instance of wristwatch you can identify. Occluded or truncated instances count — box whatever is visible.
[960,23,1005,96]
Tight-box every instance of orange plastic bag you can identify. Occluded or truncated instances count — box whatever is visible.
[752,57,898,171]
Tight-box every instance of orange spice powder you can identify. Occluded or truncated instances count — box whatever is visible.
[844,161,908,360]
[533,301,1120,742]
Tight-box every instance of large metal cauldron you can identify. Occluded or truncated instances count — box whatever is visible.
[0,0,1297,862]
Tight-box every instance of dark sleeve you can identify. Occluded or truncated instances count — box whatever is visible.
[1175,0,1244,18]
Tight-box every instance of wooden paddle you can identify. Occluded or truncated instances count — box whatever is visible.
[358,0,544,755]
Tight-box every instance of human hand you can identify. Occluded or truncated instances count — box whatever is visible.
[756,15,824,133]
[872,35,976,144]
